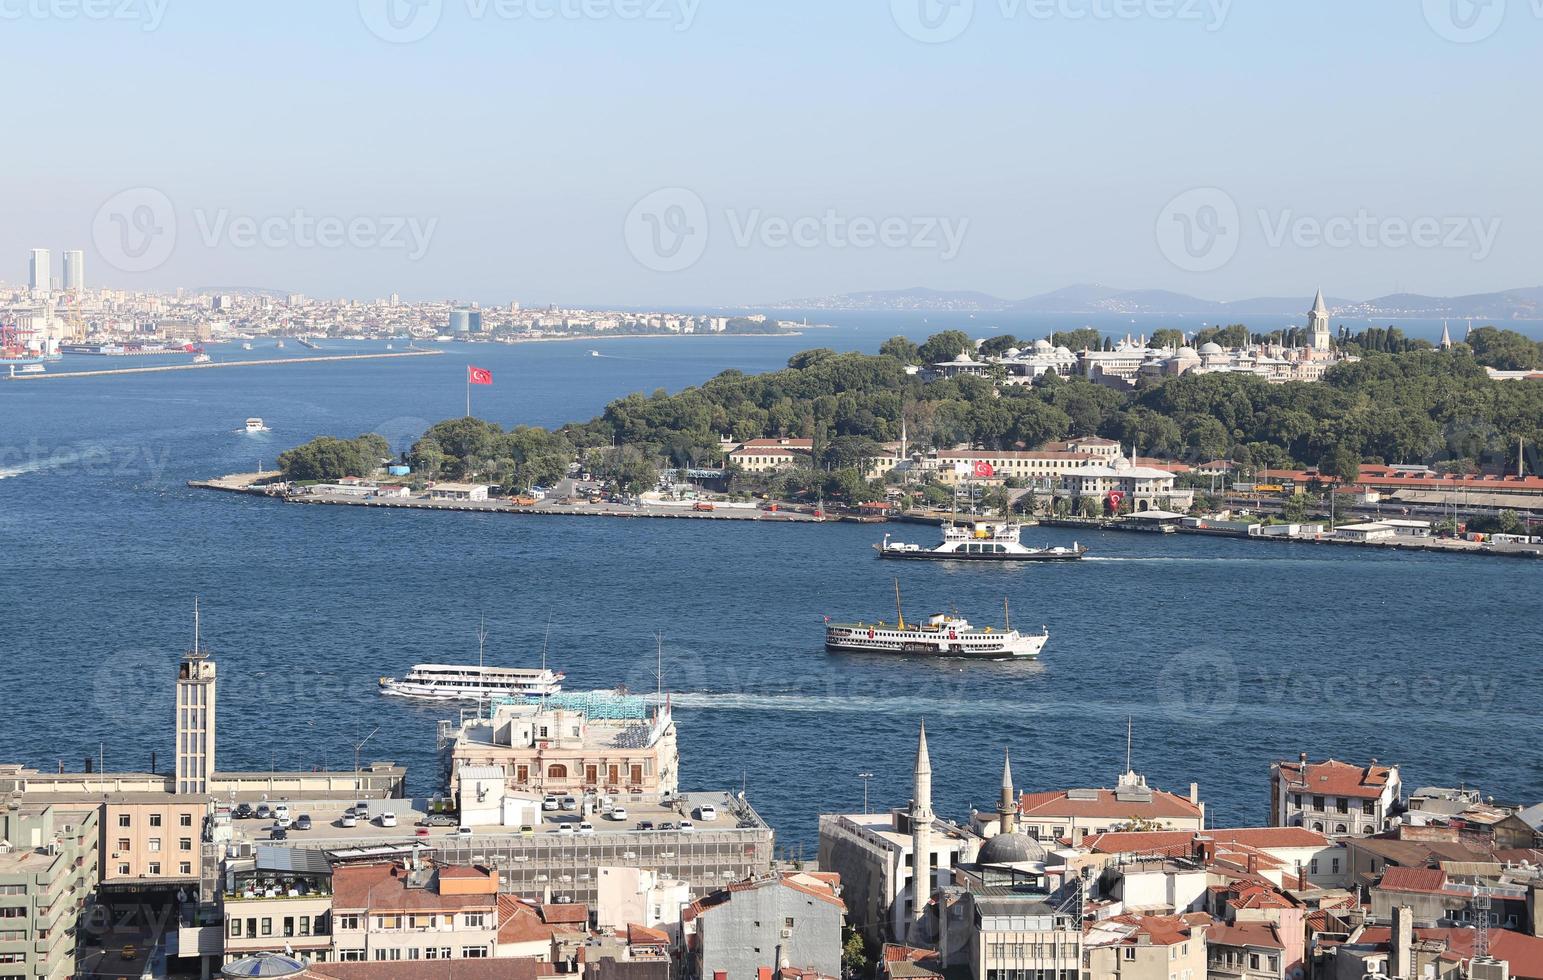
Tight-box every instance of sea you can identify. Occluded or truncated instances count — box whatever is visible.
[4,310,1541,853]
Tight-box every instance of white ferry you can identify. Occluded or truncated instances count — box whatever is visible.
[826,612,1048,659]
[827,584,1048,659]
[245,418,269,433]
[379,664,565,702]
[878,522,1086,562]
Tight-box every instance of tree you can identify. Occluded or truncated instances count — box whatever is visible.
[918,330,974,367]
[1282,493,1310,523]
[1467,326,1543,371]
[1319,444,1361,485]
[842,929,870,976]
[277,434,391,482]
[978,334,1019,358]
[1150,328,1186,349]
[1052,328,1102,352]
[787,349,838,370]
[878,336,920,364]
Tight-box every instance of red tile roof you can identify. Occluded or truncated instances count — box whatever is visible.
[1276,759,1394,799]
[1210,921,1285,950]
[1356,928,1543,980]
[1020,788,1202,821]
[332,863,499,914]
[628,922,671,947]
[538,903,589,925]
[497,895,557,946]
[1081,827,1331,854]
[1375,867,1449,894]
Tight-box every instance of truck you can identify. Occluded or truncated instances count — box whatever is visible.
[693,501,716,513]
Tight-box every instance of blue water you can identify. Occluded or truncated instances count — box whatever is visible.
[4,319,1541,851]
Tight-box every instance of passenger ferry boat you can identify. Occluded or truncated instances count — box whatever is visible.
[245,418,269,433]
[379,664,565,701]
[878,522,1086,562]
[826,585,1049,659]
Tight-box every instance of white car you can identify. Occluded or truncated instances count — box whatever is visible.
[455,826,472,838]
[678,820,695,832]
[274,804,291,819]
[554,824,576,836]
[273,815,293,829]
[378,812,398,828]
[542,796,560,812]
[695,804,718,821]
[578,822,595,835]
[338,813,358,828]
[607,807,628,822]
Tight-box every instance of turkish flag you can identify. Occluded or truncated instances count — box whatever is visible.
[467,366,493,385]
[974,461,996,479]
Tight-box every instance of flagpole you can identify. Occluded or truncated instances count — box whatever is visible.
[466,372,471,418]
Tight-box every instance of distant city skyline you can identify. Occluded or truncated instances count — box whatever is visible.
[5,3,1540,306]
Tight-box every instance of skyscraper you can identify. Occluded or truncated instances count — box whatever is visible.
[62,250,84,293]
[28,249,50,292]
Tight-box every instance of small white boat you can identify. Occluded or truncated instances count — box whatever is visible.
[590,350,602,357]
[192,352,212,364]
[245,418,269,433]
[242,342,254,351]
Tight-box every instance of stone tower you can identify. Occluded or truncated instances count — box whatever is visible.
[176,598,218,796]
[1307,289,1332,353]
[999,748,1017,835]
[910,722,934,921]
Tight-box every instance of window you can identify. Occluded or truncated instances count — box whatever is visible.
[1312,796,1324,810]
[148,838,162,852]
[1124,948,1137,960]
[180,813,194,827]
[1335,798,1348,814]
[180,838,192,851]
[116,838,131,851]
[784,917,795,929]
[117,863,130,876]
[283,917,295,937]
[229,919,242,938]
[338,950,365,962]
[1362,801,1375,816]
[179,862,192,876]
[463,913,486,929]
[547,764,567,779]
[408,948,420,960]
[118,814,131,827]
[148,862,161,875]
[149,813,163,827]
[1309,859,1319,874]
[1331,858,1341,873]
[1249,954,1260,970]
[261,918,272,937]
[462,946,489,958]
[299,917,311,937]
[337,915,360,931]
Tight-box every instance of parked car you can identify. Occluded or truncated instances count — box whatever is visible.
[338,814,358,828]
[637,820,655,831]
[678,820,695,832]
[696,804,718,821]
[255,804,272,820]
[270,827,288,841]
[658,821,676,831]
[560,796,579,811]
[378,812,398,828]
[295,815,313,831]
[542,795,560,812]
[274,815,293,829]
[519,825,536,837]
[578,822,595,835]
[455,826,472,838]
[426,813,458,827]
[608,806,628,822]
[233,803,254,820]
[121,945,138,961]
[554,824,576,836]
[274,804,290,819]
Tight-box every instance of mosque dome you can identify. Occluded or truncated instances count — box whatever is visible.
[221,954,309,979]
[978,830,1048,866]
[1033,338,1053,351]
[1176,346,1200,360]
[1199,342,1225,355]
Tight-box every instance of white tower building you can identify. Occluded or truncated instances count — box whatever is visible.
[28,249,51,293]
[176,599,218,796]
[910,722,934,926]
[1308,289,1332,352]
[62,250,85,293]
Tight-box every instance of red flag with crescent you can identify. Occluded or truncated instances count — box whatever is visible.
[973,461,996,479]
[468,366,493,385]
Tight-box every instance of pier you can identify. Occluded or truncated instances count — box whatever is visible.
[5,349,442,381]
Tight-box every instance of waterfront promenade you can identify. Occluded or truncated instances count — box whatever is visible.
[5,349,443,381]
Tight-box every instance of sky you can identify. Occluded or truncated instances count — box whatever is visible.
[5,0,1542,307]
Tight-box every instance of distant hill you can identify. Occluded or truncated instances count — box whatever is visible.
[764,284,1543,320]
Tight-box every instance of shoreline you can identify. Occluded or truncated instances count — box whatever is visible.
[6,350,444,382]
[495,330,803,346]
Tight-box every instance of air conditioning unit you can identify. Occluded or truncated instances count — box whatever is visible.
[781,928,793,939]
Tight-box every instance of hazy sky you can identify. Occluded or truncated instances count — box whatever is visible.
[6,1,1541,306]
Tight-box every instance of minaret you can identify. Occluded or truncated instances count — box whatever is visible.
[1440,321,1454,351]
[910,722,934,920]
[998,748,1017,835]
[175,598,218,796]
[1307,289,1331,353]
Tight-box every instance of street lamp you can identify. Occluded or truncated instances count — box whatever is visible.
[857,772,875,815]
[352,727,381,801]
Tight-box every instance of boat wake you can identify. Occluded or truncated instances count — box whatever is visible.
[666,690,1041,717]
[0,450,83,482]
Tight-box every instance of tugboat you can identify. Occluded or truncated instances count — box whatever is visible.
[877,522,1086,562]
[825,583,1049,659]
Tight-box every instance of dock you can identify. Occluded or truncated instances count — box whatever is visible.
[5,349,442,381]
